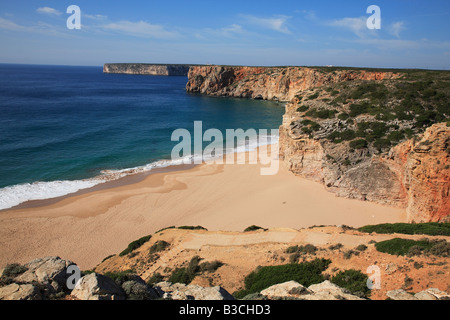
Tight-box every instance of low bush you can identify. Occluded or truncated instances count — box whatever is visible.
[358,223,450,236]
[331,269,371,298]
[233,259,331,299]
[120,235,152,256]
[374,238,435,256]
[244,225,268,232]
[149,241,171,254]
[350,139,368,149]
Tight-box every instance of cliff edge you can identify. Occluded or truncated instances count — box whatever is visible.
[104,63,190,76]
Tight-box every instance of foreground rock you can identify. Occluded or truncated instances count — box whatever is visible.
[0,256,75,300]
[155,281,235,300]
[259,280,365,300]
[0,283,42,300]
[71,273,125,300]
[387,288,450,301]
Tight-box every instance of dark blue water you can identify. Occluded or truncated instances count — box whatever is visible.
[0,64,284,209]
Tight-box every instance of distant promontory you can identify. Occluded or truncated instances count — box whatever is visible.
[103,63,191,76]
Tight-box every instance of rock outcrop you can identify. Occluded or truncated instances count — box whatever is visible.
[387,288,450,300]
[71,273,125,300]
[259,280,364,300]
[104,63,190,76]
[280,121,450,222]
[155,281,235,300]
[0,256,76,300]
[186,65,400,101]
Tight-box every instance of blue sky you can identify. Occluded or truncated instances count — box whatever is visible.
[0,0,449,69]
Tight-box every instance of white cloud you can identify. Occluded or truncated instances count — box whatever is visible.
[389,21,406,38]
[36,7,62,16]
[241,14,292,34]
[328,16,368,37]
[101,20,178,39]
[84,14,108,21]
[0,17,30,32]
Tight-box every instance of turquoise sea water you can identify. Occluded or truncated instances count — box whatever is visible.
[0,64,284,209]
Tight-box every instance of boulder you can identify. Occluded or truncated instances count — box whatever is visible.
[15,256,76,293]
[155,281,234,300]
[386,289,418,300]
[260,281,312,298]
[307,281,365,300]
[0,283,41,300]
[71,273,125,300]
[415,288,450,300]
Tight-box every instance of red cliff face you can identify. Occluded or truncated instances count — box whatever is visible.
[187,66,400,101]
[400,123,449,222]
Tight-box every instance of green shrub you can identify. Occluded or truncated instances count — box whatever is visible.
[120,235,152,256]
[350,139,368,149]
[101,255,115,263]
[355,245,368,252]
[331,269,371,298]
[168,268,193,285]
[155,226,176,234]
[307,92,319,100]
[149,241,171,254]
[147,273,164,286]
[103,270,136,285]
[233,259,331,299]
[199,261,224,273]
[285,244,317,255]
[297,105,309,113]
[374,238,434,256]
[244,225,268,232]
[358,223,450,236]
[329,243,344,250]
[0,263,28,286]
[177,226,208,231]
[373,138,391,150]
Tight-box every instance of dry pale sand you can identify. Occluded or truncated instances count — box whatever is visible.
[0,144,406,270]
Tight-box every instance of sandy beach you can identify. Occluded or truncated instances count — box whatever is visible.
[0,144,406,270]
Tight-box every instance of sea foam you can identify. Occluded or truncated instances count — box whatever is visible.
[0,133,278,210]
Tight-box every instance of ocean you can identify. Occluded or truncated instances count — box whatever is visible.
[0,64,284,210]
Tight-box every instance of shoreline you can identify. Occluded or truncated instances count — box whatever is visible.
[0,144,407,270]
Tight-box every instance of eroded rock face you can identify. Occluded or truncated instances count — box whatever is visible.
[258,280,365,300]
[71,273,125,300]
[104,64,190,76]
[155,281,235,300]
[281,121,449,222]
[0,283,42,300]
[403,123,450,222]
[186,66,400,102]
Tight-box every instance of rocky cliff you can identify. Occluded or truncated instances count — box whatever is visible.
[104,63,190,76]
[187,66,450,222]
[186,65,400,101]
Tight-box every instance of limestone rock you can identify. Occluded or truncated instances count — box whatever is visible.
[386,289,418,300]
[385,263,398,275]
[260,281,312,298]
[71,273,125,300]
[155,281,234,300]
[415,288,450,300]
[257,281,364,300]
[307,280,364,300]
[0,283,41,300]
[14,256,76,294]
